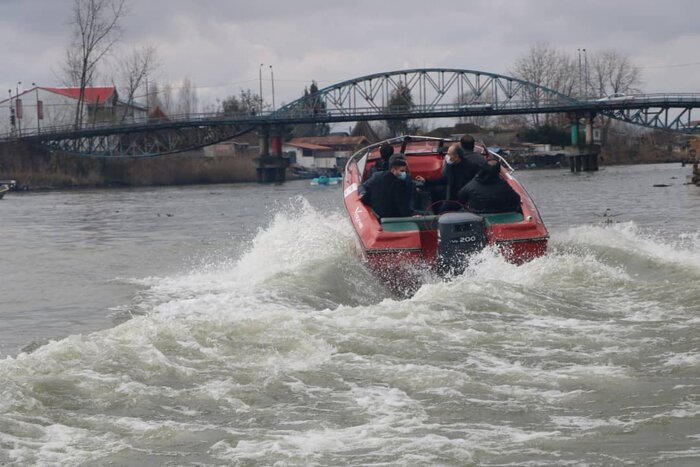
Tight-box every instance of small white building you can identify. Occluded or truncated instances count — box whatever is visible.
[283,141,336,170]
[283,135,370,173]
[0,86,147,137]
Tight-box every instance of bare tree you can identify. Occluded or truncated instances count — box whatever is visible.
[589,49,642,97]
[146,81,160,115]
[65,0,128,128]
[385,80,414,137]
[510,43,576,126]
[59,47,84,86]
[588,49,643,145]
[161,83,174,115]
[116,44,159,122]
[176,78,198,117]
[221,89,261,116]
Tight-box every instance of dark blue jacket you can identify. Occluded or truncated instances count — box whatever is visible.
[360,171,414,218]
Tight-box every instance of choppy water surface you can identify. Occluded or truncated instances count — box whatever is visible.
[1,164,699,466]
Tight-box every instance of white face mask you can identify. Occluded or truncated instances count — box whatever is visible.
[445,154,454,165]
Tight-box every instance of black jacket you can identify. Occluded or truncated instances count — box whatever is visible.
[424,152,486,201]
[368,158,389,176]
[360,171,414,218]
[458,169,521,213]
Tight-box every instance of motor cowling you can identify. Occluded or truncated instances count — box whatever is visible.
[437,212,486,274]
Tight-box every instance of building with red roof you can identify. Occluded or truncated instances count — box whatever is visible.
[283,135,370,172]
[0,85,147,137]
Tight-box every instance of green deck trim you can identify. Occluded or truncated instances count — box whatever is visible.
[380,212,523,231]
[380,220,419,232]
[381,215,439,232]
[482,212,524,224]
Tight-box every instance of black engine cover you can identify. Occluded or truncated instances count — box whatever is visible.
[437,212,486,274]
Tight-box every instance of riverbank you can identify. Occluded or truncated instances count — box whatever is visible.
[0,140,261,189]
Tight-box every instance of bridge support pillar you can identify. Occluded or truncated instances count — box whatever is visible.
[585,118,593,145]
[570,122,579,146]
[566,145,600,173]
[256,125,289,183]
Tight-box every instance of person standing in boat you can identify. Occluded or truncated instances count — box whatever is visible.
[458,159,521,213]
[368,143,394,176]
[360,155,418,218]
[459,134,488,172]
[417,142,485,212]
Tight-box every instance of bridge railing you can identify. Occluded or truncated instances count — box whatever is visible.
[584,93,700,102]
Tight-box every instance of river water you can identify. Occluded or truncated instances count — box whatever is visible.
[1,164,699,466]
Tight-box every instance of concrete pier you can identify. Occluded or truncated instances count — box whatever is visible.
[564,145,600,172]
[255,127,289,183]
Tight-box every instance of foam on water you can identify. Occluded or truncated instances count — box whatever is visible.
[2,206,700,465]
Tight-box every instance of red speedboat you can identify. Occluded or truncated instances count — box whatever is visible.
[342,136,548,294]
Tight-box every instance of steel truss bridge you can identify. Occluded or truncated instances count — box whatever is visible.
[4,68,700,157]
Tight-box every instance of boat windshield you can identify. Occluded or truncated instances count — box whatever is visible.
[356,153,368,177]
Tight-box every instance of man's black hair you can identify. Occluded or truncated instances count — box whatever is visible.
[460,134,475,151]
[480,159,501,178]
[379,143,394,160]
[388,154,408,169]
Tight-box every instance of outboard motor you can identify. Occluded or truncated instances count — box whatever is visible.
[436,212,486,275]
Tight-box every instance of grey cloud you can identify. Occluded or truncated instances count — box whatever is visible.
[2,0,699,106]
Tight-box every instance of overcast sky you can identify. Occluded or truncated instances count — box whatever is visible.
[1,0,699,110]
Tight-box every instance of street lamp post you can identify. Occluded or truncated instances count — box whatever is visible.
[583,48,588,98]
[269,65,275,111]
[258,63,264,114]
[16,81,22,137]
[577,49,583,98]
[32,82,40,133]
[8,89,15,137]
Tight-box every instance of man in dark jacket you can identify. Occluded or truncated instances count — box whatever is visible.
[368,143,394,176]
[458,160,521,213]
[360,156,416,218]
[418,143,486,212]
[458,134,488,184]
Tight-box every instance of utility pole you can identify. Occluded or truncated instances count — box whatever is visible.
[8,89,15,137]
[16,81,22,137]
[258,63,264,114]
[32,82,41,133]
[577,49,582,98]
[269,65,275,111]
[583,48,588,98]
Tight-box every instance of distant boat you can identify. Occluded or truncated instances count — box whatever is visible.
[310,175,342,186]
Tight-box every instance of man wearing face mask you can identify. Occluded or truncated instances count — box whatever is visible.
[360,155,417,218]
[417,142,485,212]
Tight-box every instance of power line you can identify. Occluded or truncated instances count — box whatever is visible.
[640,61,700,69]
